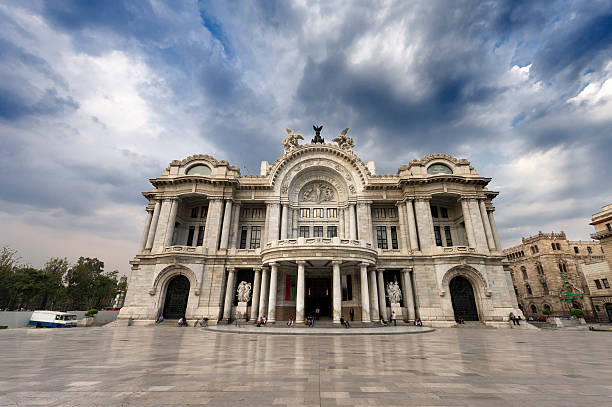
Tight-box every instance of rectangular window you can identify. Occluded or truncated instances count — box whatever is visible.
[341,274,353,301]
[535,245,539,253]
[431,205,439,218]
[250,226,261,249]
[200,206,207,218]
[327,226,337,238]
[607,223,612,231]
[327,208,337,218]
[373,208,385,218]
[187,226,195,246]
[313,208,324,218]
[440,207,448,218]
[390,226,398,249]
[239,226,248,249]
[556,243,561,250]
[299,226,310,238]
[552,243,556,250]
[196,226,204,246]
[603,278,610,289]
[434,226,442,246]
[301,208,310,218]
[595,279,602,289]
[444,226,453,246]
[190,207,199,218]
[574,246,579,254]
[376,226,388,249]
[313,226,323,237]
[587,246,592,254]
[387,208,397,218]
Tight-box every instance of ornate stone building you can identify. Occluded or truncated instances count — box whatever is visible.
[589,204,612,321]
[119,127,521,327]
[504,231,604,318]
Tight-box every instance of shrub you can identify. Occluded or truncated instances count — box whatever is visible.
[542,309,552,315]
[570,308,583,317]
[85,308,98,316]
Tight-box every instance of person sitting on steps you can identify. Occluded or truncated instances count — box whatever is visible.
[379,316,387,326]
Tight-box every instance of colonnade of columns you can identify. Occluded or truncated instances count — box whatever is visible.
[221,262,418,324]
[138,194,501,255]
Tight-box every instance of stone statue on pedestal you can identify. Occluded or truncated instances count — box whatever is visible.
[237,281,252,303]
[386,281,402,304]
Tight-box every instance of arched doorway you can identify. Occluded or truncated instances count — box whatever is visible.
[449,276,478,321]
[163,275,190,319]
[605,303,612,322]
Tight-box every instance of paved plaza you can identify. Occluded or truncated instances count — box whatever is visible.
[1,326,611,406]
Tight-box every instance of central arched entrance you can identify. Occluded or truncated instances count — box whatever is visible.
[449,276,479,321]
[163,275,190,319]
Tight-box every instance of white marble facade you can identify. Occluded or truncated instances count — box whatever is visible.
[119,129,522,327]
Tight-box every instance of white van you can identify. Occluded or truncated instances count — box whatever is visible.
[29,311,78,328]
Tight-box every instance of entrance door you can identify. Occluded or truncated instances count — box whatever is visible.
[606,303,612,322]
[449,276,479,321]
[163,275,190,319]
[306,277,331,318]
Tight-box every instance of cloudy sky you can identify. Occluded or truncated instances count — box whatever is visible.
[1,0,611,274]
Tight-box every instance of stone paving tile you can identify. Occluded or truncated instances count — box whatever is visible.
[1,326,612,406]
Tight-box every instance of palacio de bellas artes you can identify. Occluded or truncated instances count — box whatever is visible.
[119,126,522,327]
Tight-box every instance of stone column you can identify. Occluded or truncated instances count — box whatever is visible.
[250,268,261,321]
[219,200,233,249]
[349,204,357,240]
[488,209,502,251]
[414,198,435,249]
[377,268,388,321]
[229,202,241,249]
[222,267,236,320]
[267,262,279,322]
[402,268,415,321]
[263,203,271,243]
[359,263,371,322]
[332,260,342,323]
[338,208,345,239]
[405,199,419,250]
[460,198,477,248]
[479,199,496,251]
[292,209,299,238]
[258,266,269,319]
[296,261,306,323]
[204,198,224,249]
[145,200,161,250]
[164,199,179,247]
[356,202,372,243]
[369,269,379,322]
[152,199,173,251]
[468,198,489,252]
[139,209,154,252]
[344,207,350,238]
[396,202,409,252]
[280,204,288,239]
[266,203,280,243]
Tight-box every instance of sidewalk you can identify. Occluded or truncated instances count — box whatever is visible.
[204,323,434,335]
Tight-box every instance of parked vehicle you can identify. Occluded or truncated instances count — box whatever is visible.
[28,311,78,328]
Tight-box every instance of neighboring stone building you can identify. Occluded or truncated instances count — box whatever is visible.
[504,232,604,318]
[589,204,612,321]
[119,127,522,327]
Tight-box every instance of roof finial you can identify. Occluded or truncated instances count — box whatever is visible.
[312,125,324,143]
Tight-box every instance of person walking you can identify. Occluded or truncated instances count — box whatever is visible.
[391,310,397,326]
[349,307,354,322]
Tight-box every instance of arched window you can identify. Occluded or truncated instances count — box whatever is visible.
[427,163,452,174]
[551,243,556,250]
[525,284,532,295]
[186,164,212,176]
[541,281,548,295]
[521,266,528,280]
[530,304,537,313]
[587,246,592,254]
[543,304,551,311]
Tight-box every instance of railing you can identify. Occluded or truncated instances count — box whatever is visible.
[263,237,372,249]
[437,245,476,254]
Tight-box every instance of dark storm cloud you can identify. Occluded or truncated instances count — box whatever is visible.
[0,88,78,120]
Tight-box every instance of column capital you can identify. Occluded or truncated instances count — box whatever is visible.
[402,267,413,273]
[376,267,385,273]
[226,267,236,273]
[360,262,373,268]
[331,260,342,266]
[252,267,262,272]
[262,265,270,271]
[208,196,224,201]
[296,260,307,266]
[267,262,278,268]
[414,195,432,201]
